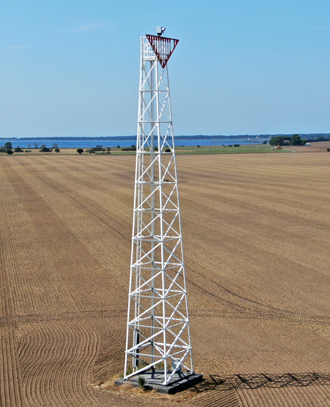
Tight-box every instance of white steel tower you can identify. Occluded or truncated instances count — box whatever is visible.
[124,30,195,387]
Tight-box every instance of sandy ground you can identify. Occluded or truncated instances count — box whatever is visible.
[1,151,330,406]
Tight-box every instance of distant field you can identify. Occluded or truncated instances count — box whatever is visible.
[175,144,288,154]
[0,141,330,156]
[1,152,330,406]
[2,141,330,156]
[0,144,288,156]
[288,140,330,152]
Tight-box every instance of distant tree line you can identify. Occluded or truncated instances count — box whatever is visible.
[0,142,61,154]
[1,142,116,155]
[0,142,26,154]
[121,145,136,151]
[270,134,330,146]
[85,145,111,154]
[39,143,60,152]
[305,135,330,142]
[269,135,306,146]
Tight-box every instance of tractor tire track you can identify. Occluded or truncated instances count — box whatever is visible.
[17,320,101,407]
[191,389,241,407]
[90,320,125,384]
[2,161,126,311]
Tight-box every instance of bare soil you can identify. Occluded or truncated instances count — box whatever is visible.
[1,151,330,406]
[288,140,330,152]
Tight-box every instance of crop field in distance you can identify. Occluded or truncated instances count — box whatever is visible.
[1,148,330,406]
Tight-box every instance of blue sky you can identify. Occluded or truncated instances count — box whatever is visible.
[1,0,330,138]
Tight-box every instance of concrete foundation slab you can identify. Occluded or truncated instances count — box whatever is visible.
[115,370,203,394]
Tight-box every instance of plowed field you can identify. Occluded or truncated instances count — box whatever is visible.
[1,152,330,406]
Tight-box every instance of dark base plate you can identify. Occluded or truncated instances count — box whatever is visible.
[115,370,203,394]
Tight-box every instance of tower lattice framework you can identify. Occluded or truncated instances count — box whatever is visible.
[124,34,194,385]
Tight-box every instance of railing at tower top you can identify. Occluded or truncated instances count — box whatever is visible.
[143,38,156,61]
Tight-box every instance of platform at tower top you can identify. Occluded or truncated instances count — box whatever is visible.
[115,370,203,394]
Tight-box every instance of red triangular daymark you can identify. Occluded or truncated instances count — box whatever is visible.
[146,35,179,68]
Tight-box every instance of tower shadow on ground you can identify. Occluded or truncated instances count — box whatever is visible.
[194,371,330,392]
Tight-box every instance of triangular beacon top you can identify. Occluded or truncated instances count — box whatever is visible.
[146,34,179,68]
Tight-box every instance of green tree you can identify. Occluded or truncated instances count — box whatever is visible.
[77,148,84,155]
[39,145,52,152]
[290,134,302,146]
[4,142,13,154]
[269,136,284,146]
[14,146,22,152]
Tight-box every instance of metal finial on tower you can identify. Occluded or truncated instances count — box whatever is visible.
[118,32,202,393]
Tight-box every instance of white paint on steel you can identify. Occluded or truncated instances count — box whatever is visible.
[124,35,194,386]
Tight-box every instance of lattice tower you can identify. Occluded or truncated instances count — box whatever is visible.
[124,33,194,385]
